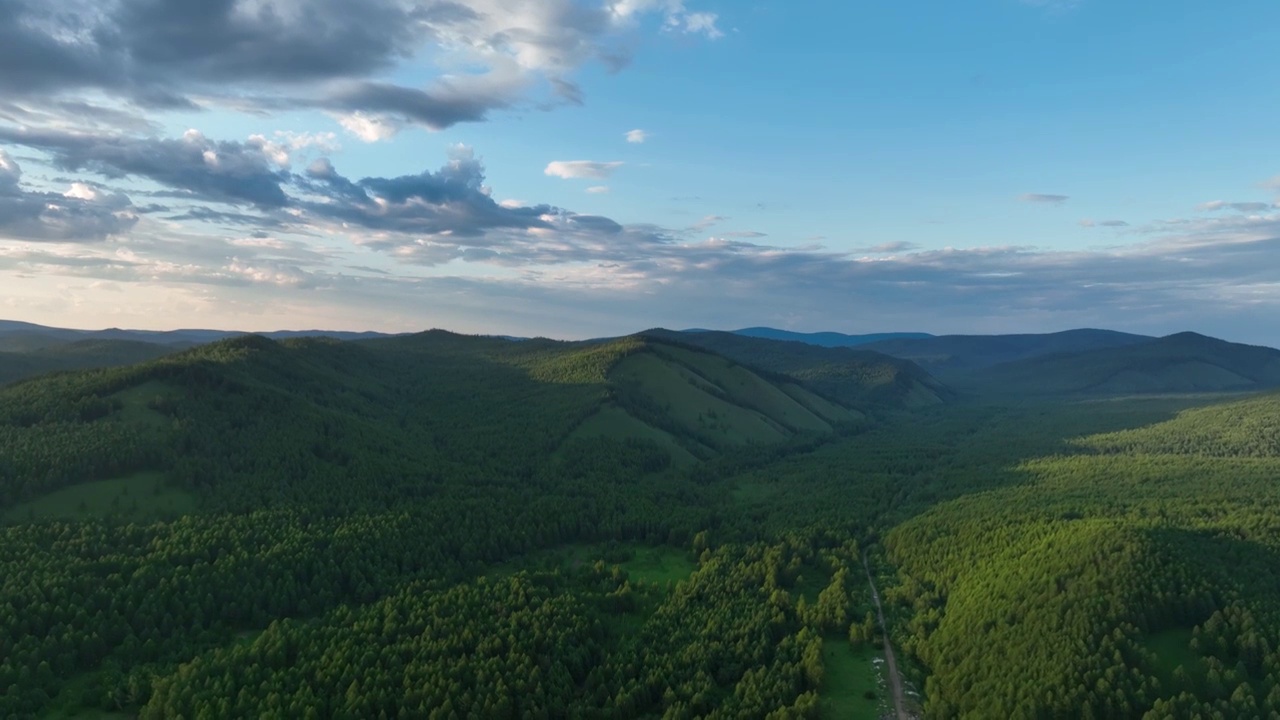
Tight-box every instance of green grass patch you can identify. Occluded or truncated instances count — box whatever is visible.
[109,380,180,431]
[39,672,130,720]
[3,472,197,524]
[1142,628,1203,689]
[819,638,890,720]
[618,545,697,586]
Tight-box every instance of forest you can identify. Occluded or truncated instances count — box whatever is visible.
[2,328,1280,719]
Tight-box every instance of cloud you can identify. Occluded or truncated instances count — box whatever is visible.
[626,129,648,143]
[1019,193,1070,205]
[0,127,292,208]
[1198,200,1273,213]
[0,149,139,241]
[545,160,625,180]
[7,183,1280,346]
[688,215,726,232]
[0,0,722,134]
[586,186,610,194]
[609,0,722,38]
[1079,219,1130,228]
[855,241,920,254]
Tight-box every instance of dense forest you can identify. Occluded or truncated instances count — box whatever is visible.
[3,329,1280,718]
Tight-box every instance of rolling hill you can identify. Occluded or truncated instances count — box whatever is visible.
[649,328,951,409]
[0,330,899,515]
[956,331,1280,396]
[860,328,1154,376]
[0,338,180,387]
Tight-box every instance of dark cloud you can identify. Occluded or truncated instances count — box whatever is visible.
[325,82,503,132]
[0,0,720,135]
[0,149,139,241]
[0,127,290,207]
[302,147,557,243]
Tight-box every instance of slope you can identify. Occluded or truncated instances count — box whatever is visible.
[0,331,871,515]
[0,339,179,387]
[861,328,1153,376]
[647,329,950,410]
[957,332,1280,396]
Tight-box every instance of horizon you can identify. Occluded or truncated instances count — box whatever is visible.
[2,1,1278,345]
[4,316,1275,350]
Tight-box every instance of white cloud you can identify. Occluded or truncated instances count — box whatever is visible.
[609,0,723,38]
[334,111,403,142]
[586,186,610,194]
[0,150,20,187]
[626,129,648,143]
[545,160,625,180]
[1198,200,1272,213]
[689,215,725,232]
[1079,219,1130,228]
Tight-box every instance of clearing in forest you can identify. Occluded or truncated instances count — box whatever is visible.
[819,638,891,720]
[2,471,197,524]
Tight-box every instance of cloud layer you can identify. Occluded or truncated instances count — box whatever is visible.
[0,0,721,137]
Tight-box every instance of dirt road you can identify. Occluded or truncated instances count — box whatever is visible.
[862,553,909,720]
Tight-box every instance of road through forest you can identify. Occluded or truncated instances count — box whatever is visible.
[862,553,909,720]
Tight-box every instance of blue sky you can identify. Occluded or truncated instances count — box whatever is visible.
[0,0,1277,343]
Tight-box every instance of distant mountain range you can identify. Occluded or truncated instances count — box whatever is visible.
[954,332,1280,396]
[857,328,1157,375]
[684,327,932,348]
[4,320,1278,398]
[0,320,399,348]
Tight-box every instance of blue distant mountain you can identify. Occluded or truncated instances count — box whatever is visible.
[682,327,933,348]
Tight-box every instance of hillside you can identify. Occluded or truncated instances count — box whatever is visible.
[693,327,933,348]
[957,332,1280,396]
[0,331,880,516]
[860,328,1153,375]
[7,328,1280,718]
[649,328,951,409]
[0,339,179,387]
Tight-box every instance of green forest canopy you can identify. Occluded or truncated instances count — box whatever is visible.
[2,330,1280,719]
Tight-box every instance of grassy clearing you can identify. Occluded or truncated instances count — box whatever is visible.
[612,352,787,447]
[619,545,697,585]
[820,638,890,720]
[3,471,197,524]
[1142,628,1203,687]
[490,542,698,585]
[567,406,699,467]
[39,672,129,720]
[110,380,180,431]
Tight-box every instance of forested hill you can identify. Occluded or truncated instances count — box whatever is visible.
[0,330,895,514]
[956,331,1280,396]
[0,339,178,387]
[646,328,951,409]
[860,328,1154,375]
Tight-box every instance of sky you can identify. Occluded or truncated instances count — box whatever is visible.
[0,0,1278,344]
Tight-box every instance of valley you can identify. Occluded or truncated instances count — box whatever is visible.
[1,324,1279,718]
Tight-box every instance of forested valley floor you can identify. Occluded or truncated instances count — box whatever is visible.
[3,334,1280,719]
